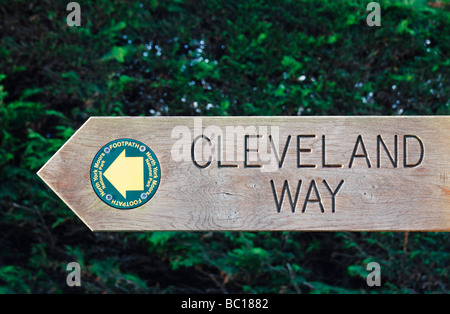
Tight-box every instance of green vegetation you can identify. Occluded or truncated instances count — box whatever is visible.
[0,0,449,293]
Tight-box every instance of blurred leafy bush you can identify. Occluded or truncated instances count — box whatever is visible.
[0,0,448,293]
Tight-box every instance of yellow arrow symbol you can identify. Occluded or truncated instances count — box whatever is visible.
[103,150,144,199]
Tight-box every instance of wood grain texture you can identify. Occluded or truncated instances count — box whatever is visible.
[37,116,450,231]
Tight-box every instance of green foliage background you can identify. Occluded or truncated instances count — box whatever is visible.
[0,0,449,293]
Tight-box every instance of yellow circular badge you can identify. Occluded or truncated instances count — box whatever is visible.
[90,139,161,209]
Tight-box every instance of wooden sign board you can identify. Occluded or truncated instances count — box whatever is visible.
[37,116,450,232]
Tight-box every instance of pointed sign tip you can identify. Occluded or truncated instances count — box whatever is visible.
[36,163,50,186]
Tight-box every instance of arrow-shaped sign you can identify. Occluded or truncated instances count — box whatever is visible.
[37,116,450,231]
[103,150,144,199]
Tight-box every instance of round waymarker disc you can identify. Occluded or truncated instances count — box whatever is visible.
[90,138,161,209]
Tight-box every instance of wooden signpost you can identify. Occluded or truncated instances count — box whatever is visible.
[37,116,450,231]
